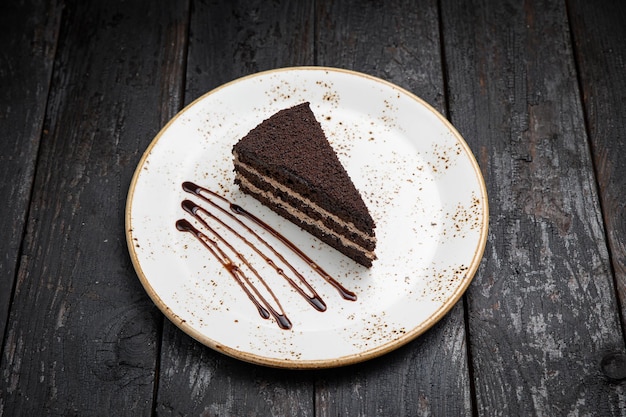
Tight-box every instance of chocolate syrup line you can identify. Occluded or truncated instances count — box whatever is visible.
[179,203,289,317]
[182,181,357,302]
[182,200,326,312]
[182,182,321,302]
[176,219,292,330]
[182,182,335,303]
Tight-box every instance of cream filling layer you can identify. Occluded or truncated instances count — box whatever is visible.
[233,156,375,245]
[234,166,376,260]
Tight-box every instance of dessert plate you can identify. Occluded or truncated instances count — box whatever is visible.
[126,67,488,368]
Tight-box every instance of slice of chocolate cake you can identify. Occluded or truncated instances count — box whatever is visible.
[232,102,376,267]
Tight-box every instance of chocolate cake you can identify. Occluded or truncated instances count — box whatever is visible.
[232,102,376,267]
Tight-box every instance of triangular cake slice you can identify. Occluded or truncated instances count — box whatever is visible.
[232,102,376,267]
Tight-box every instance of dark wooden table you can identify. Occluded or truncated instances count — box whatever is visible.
[2,0,626,415]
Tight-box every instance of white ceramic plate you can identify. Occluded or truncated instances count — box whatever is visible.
[126,67,488,368]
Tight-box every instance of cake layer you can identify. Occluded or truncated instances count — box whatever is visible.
[235,173,376,267]
[234,155,376,251]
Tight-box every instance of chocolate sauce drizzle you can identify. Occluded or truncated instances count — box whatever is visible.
[176,181,356,330]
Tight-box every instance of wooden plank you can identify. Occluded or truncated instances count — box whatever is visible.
[315,306,470,416]
[567,0,626,338]
[154,1,317,416]
[440,0,626,414]
[0,1,189,415]
[0,0,62,348]
[184,0,315,103]
[156,326,316,417]
[314,1,473,416]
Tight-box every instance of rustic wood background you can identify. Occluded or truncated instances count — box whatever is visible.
[1,0,625,415]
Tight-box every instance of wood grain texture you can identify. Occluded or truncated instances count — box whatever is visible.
[184,0,315,104]
[314,1,473,415]
[440,0,626,415]
[315,305,470,417]
[2,0,624,415]
[156,326,315,417]
[316,0,446,111]
[154,1,316,416]
[567,0,626,335]
[0,1,188,415]
[0,0,62,348]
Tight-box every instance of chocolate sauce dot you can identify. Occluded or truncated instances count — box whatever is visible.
[176,219,192,232]
[336,286,357,301]
[181,199,199,215]
[310,296,327,312]
[276,315,292,330]
[182,181,201,195]
[257,306,270,320]
[230,203,245,214]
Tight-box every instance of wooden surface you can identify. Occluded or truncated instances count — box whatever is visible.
[1,0,625,415]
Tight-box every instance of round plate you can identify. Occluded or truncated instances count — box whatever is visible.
[126,67,488,369]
